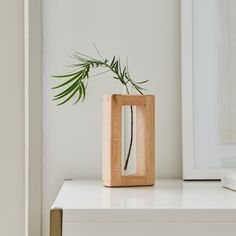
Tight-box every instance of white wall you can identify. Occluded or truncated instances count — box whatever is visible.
[192,0,236,170]
[43,0,181,235]
[0,1,25,236]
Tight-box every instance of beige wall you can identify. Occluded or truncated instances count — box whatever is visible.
[0,1,25,236]
[43,0,181,235]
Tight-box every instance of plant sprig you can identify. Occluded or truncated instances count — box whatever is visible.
[51,52,148,105]
[51,50,150,171]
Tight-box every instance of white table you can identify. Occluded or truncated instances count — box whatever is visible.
[50,180,236,236]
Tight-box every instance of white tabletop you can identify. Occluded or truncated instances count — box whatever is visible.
[52,179,236,210]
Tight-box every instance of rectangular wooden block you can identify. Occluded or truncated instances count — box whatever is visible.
[102,94,155,187]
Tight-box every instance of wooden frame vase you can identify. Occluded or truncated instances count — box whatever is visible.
[102,94,155,187]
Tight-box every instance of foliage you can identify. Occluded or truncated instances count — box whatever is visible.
[51,49,149,171]
[51,52,148,105]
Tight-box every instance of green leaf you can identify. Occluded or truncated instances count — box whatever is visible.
[52,72,82,89]
[135,79,149,84]
[135,87,143,95]
[54,77,83,98]
[57,86,80,106]
[132,82,148,91]
[110,56,116,67]
[120,67,126,80]
[80,82,86,101]
[125,74,131,82]
[51,71,80,78]
[53,80,80,100]
[74,52,97,60]
[73,86,83,104]
[112,60,118,71]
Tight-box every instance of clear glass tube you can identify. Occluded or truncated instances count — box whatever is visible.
[121,105,137,176]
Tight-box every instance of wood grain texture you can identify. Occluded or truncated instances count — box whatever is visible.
[102,95,155,187]
[50,208,62,236]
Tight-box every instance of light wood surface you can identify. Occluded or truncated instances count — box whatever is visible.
[102,94,155,187]
[50,208,62,236]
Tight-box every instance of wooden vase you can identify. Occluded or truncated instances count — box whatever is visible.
[102,94,155,187]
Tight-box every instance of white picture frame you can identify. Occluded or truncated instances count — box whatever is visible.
[181,0,236,180]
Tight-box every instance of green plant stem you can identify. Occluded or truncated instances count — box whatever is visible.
[124,105,134,171]
[97,61,135,170]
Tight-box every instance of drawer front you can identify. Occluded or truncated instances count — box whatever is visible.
[63,222,236,236]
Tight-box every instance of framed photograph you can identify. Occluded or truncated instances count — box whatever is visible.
[181,0,236,179]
